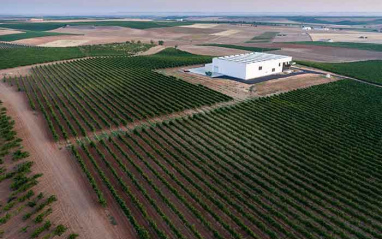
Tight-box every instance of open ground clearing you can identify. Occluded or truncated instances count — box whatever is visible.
[0,29,24,36]
[38,39,89,47]
[211,30,241,36]
[161,66,339,100]
[180,24,218,29]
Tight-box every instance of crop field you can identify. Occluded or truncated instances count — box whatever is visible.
[0,21,193,32]
[0,42,33,49]
[6,49,232,141]
[199,44,280,52]
[290,41,382,52]
[247,32,279,43]
[0,30,73,42]
[298,60,382,85]
[70,80,382,239]
[0,42,154,69]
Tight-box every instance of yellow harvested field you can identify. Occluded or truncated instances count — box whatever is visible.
[310,32,382,43]
[180,24,218,29]
[38,39,89,47]
[0,29,24,36]
[212,30,241,36]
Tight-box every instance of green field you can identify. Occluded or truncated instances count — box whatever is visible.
[70,79,382,239]
[0,30,74,41]
[199,43,280,52]
[247,32,279,43]
[290,41,382,52]
[0,42,33,49]
[0,42,154,69]
[298,60,382,85]
[0,21,193,32]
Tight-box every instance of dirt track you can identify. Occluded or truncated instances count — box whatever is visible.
[0,82,130,239]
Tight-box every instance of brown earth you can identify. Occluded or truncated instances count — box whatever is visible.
[252,73,340,96]
[0,81,131,239]
[160,65,339,100]
[0,29,24,36]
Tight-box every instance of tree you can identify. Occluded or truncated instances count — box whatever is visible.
[158,40,164,46]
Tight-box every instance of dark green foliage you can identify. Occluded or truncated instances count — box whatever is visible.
[67,233,79,239]
[290,41,382,52]
[0,42,153,70]
[53,224,67,236]
[247,31,279,43]
[12,150,30,161]
[199,43,279,52]
[298,60,382,85]
[31,220,51,238]
[0,30,73,41]
[0,21,192,32]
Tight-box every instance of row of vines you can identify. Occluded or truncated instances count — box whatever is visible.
[5,48,232,141]
[71,80,382,238]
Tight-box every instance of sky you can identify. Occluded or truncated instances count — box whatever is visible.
[1,0,382,16]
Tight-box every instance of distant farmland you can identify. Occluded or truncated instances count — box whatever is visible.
[291,41,382,52]
[199,44,280,52]
[72,80,382,239]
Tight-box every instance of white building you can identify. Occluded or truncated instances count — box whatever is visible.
[204,52,292,80]
[302,26,312,31]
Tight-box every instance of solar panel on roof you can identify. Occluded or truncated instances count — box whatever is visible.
[216,52,290,64]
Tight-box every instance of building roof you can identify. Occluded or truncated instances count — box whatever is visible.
[215,52,291,64]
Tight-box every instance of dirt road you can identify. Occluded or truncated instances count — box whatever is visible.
[0,82,130,239]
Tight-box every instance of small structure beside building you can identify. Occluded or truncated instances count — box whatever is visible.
[202,52,292,80]
[29,18,44,22]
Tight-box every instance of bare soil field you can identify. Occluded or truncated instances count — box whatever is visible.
[252,73,339,96]
[0,82,132,239]
[0,29,24,36]
[212,29,241,36]
[245,43,382,62]
[178,45,249,56]
[39,39,90,47]
[180,23,218,29]
[309,31,382,44]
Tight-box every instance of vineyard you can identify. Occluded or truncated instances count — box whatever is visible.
[6,48,232,141]
[298,60,382,85]
[0,42,35,49]
[0,41,153,69]
[71,80,382,239]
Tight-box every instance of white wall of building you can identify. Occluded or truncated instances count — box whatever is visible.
[245,57,292,79]
[211,56,292,80]
[212,58,247,80]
